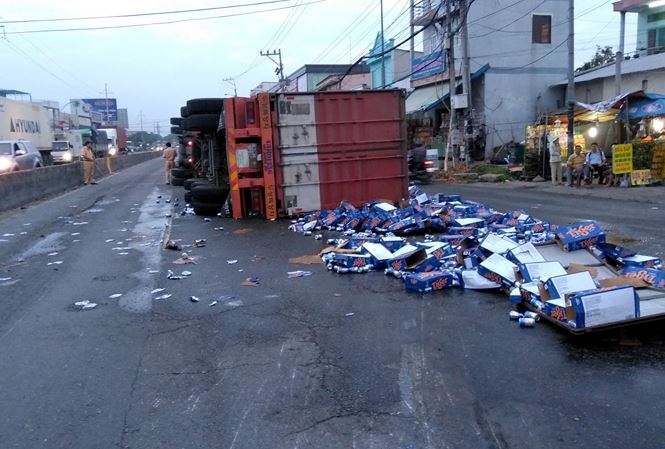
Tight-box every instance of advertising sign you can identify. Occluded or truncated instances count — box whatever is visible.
[411,50,445,81]
[78,98,118,122]
[612,144,633,174]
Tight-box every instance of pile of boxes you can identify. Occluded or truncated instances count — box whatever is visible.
[290,185,664,331]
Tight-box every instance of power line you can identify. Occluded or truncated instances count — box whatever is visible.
[0,0,294,24]
[1,0,326,34]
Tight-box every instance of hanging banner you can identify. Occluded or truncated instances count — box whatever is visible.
[612,144,633,174]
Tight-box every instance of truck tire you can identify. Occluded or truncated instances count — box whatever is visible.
[171,126,182,135]
[180,106,189,118]
[191,184,229,203]
[184,178,208,191]
[171,167,188,179]
[170,117,183,126]
[192,198,222,216]
[184,113,219,131]
[171,177,185,186]
[186,98,224,115]
[184,190,193,204]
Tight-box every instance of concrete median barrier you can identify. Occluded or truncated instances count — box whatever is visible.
[0,151,160,213]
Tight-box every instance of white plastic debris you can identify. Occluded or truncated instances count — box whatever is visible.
[109,293,123,299]
[151,288,165,293]
[74,300,97,310]
[190,296,200,302]
[155,294,172,300]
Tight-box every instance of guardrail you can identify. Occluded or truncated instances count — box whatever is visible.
[0,151,160,214]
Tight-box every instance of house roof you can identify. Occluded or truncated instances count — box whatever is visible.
[554,52,665,86]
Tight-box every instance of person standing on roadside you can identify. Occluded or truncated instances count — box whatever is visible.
[548,135,563,185]
[81,141,97,185]
[163,142,177,184]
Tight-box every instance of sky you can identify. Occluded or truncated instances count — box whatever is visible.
[1,0,638,135]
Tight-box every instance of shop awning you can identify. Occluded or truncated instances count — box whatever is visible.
[405,84,449,113]
[405,64,490,114]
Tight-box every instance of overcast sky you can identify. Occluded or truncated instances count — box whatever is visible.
[1,0,637,135]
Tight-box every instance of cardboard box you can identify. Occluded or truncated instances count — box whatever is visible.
[328,253,372,269]
[621,266,665,289]
[404,271,455,292]
[379,235,406,252]
[518,261,567,283]
[555,220,606,251]
[545,271,597,299]
[459,269,502,290]
[413,254,442,273]
[387,246,427,272]
[417,242,454,260]
[451,217,485,228]
[361,242,394,269]
[542,298,574,323]
[479,233,519,256]
[621,254,662,269]
[478,253,518,288]
[569,285,640,328]
[506,242,546,264]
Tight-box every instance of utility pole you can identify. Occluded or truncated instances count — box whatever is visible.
[139,111,143,133]
[615,10,626,96]
[104,83,110,124]
[261,49,286,91]
[445,0,457,171]
[380,0,386,88]
[460,0,472,164]
[223,77,237,96]
[566,0,575,156]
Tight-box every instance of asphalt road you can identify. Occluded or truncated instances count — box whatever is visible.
[1,160,664,449]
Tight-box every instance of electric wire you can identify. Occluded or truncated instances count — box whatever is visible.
[1,1,325,35]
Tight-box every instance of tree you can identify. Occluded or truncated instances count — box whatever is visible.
[575,45,615,73]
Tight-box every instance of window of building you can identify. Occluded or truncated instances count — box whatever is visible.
[532,15,551,44]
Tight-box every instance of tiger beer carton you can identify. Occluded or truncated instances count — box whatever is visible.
[621,266,665,289]
[404,270,455,293]
[555,220,605,252]
[478,253,518,288]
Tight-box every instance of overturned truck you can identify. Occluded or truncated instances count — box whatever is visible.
[170,90,409,219]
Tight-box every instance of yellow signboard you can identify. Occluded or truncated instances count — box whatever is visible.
[612,144,633,174]
[630,169,652,186]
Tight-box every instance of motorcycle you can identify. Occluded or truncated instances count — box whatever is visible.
[408,152,433,184]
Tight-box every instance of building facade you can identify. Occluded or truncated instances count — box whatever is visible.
[409,0,568,159]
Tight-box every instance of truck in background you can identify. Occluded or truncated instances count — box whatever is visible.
[97,126,127,157]
[51,129,85,164]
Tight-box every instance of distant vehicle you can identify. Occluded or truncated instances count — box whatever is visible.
[97,126,128,156]
[0,140,44,173]
[425,148,440,172]
[51,130,85,164]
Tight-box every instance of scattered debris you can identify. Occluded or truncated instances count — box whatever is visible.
[167,270,186,280]
[109,293,123,299]
[173,253,197,264]
[155,293,172,300]
[288,270,313,278]
[241,277,260,287]
[193,239,207,247]
[74,300,97,310]
[213,227,224,231]
[181,270,192,277]
[209,300,217,307]
[227,259,238,264]
[288,255,323,265]
[190,296,200,302]
[164,240,182,251]
[151,288,165,293]
[47,261,63,266]
[345,312,355,317]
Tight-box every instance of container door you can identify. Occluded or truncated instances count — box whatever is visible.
[275,94,321,215]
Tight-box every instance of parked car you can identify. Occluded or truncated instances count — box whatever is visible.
[0,140,44,174]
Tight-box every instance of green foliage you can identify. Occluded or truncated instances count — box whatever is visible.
[575,45,615,73]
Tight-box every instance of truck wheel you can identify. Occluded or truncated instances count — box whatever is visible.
[184,178,208,191]
[184,190,193,204]
[170,117,183,126]
[191,184,230,203]
[186,98,224,115]
[171,167,188,178]
[184,114,220,131]
[180,106,189,117]
[171,177,185,186]
[192,198,222,216]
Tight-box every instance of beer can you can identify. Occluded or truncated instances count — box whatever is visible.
[523,311,541,321]
[518,317,536,328]
[509,310,523,321]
